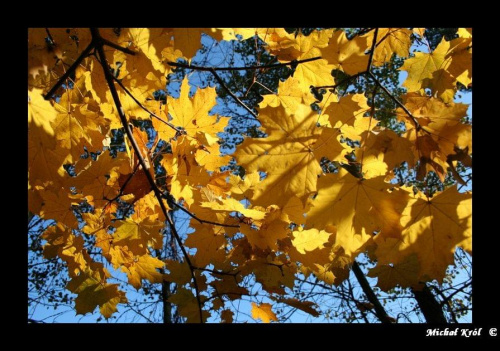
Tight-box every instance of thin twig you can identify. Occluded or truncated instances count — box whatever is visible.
[169,200,240,228]
[166,56,321,72]
[43,41,95,100]
[193,267,239,277]
[102,38,136,56]
[90,28,204,323]
[110,74,182,135]
[431,286,459,323]
[367,71,421,130]
[441,281,472,303]
[366,28,379,71]
[314,71,366,90]
[354,28,374,38]
[104,162,141,203]
[209,68,259,119]
[45,28,55,44]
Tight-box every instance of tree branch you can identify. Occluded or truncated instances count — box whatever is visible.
[366,28,379,71]
[412,284,448,323]
[351,261,394,324]
[193,266,239,277]
[166,56,321,72]
[314,71,366,90]
[43,41,95,100]
[431,285,459,323]
[209,68,258,119]
[367,71,421,130]
[167,57,323,121]
[101,38,136,56]
[90,27,204,323]
[167,199,240,228]
[109,74,183,135]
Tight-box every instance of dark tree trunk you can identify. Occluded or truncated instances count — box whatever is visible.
[352,261,394,324]
[412,285,448,323]
[162,280,172,324]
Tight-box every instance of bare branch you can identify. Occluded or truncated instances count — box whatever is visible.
[43,42,95,100]
[110,74,182,135]
[102,38,136,56]
[166,56,321,72]
[168,200,240,228]
[209,68,259,119]
[366,28,379,71]
[314,71,366,90]
[367,71,421,130]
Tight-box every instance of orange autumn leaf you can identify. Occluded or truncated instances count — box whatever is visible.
[251,302,278,323]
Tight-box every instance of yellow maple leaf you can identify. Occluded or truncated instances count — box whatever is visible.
[211,277,248,301]
[51,103,92,161]
[244,255,296,294]
[150,100,176,142]
[28,28,92,93]
[399,37,466,102]
[400,38,449,91]
[374,186,471,283]
[185,223,227,267]
[281,196,309,225]
[28,90,68,187]
[28,89,57,136]
[322,93,371,128]
[28,182,44,215]
[259,76,316,113]
[445,36,472,88]
[368,253,420,291]
[40,189,81,228]
[263,29,335,90]
[228,172,260,200]
[164,259,192,286]
[162,148,210,208]
[73,151,126,208]
[306,170,409,256]
[201,196,265,220]
[370,28,413,66]
[292,228,331,254]
[194,142,231,172]
[134,190,168,220]
[126,28,176,74]
[168,287,209,323]
[109,246,164,289]
[168,77,229,141]
[287,227,333,271]
[172,28,223,60]
[113,214,164,255]
[234,104,347,208]
[356,129,416,177]
[66,266,127,318]
[240,205,290,250]
[399,93,471,180]
[321,30,369,75]
[251,302,278,323]
[42,224,89,277]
